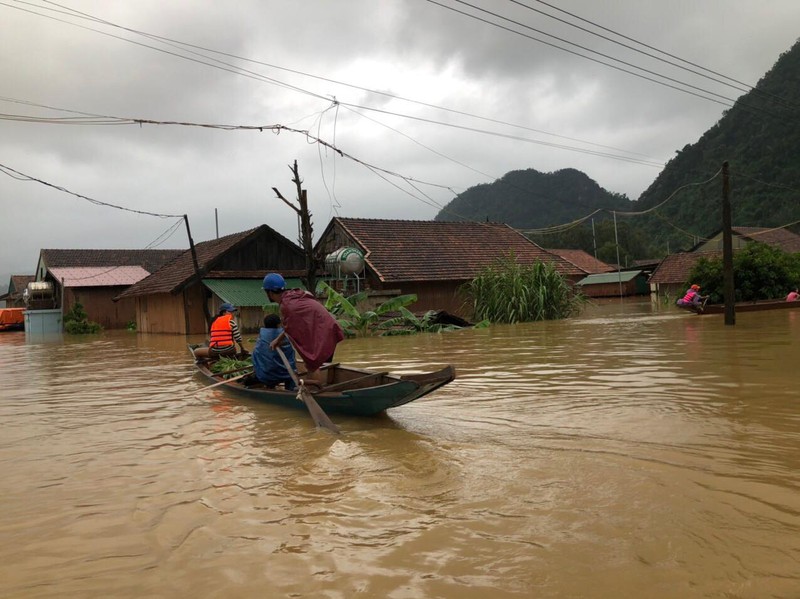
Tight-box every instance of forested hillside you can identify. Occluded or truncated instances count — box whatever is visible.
[434,167,631,227]
[633,38,800,250]
[435,39,800,259]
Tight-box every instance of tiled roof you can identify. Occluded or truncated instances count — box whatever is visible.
[41,249,183,273]
[732,227,800,253]
[648,251,721,284]
[116,227,262,298]
[330,218,583,281]
[49,266,151,288]
[547,249,615,274]
[10,275,35,294]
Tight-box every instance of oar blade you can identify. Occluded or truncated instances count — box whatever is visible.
[299,387,341,434]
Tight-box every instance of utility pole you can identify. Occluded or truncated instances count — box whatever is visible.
[613,211,623,298]
[273,160,318,294]
[721,162,735,325]
[591,218,597,258]
[184,214,211,328]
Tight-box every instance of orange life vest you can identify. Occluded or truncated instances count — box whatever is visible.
[209,314,235,348]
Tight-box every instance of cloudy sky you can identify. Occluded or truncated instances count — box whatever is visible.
[2,0,799,283]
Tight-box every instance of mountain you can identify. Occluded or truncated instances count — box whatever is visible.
[435,39,800,256]
[634,38,800,249]
[433,167,631,228]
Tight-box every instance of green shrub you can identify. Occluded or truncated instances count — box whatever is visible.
[63,302,102,334]
[462,254,584,323]
[688,243,800,302]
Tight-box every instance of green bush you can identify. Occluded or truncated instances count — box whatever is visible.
[462,254,584,323]
[63,302,103,334]
[688,243,800,302]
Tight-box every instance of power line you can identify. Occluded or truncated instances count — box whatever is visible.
[3,0,664,164]
[506,0,798,112]
[427,0,791,120]
[523,0,797,111]
[0,162,182,218]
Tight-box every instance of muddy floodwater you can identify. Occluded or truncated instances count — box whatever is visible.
[1,299,799,598]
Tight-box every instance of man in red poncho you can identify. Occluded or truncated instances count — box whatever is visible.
[262,273,344,376]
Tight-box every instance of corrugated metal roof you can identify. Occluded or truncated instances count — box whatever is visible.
[49,266,151,287]
[576,270,642,285]
[202,278,305,307]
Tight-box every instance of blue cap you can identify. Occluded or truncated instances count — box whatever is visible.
[262,273,285,291]
[219,302,236,312]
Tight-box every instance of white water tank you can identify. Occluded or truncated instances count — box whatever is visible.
[325,247,365,276]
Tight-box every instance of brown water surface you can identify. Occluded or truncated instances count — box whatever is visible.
[1,300,799,598]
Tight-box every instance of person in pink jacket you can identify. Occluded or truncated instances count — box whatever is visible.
[676,284,708,313]
[262,273,344,377]
[787,287,799,302]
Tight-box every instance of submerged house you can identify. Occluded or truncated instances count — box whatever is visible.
[35,249,183,329]
[649,225,800,300]
[648,252,716,300]
[575,270,650,298]
[315,218,583,317]
[116,225,307,334]
[0,275,35,308]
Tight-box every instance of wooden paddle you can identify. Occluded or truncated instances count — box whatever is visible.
[194,370,252,395]
[276,347,341,435]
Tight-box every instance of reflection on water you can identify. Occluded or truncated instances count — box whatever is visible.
[1,300,800,598]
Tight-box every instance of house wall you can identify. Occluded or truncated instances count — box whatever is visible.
[579,280,640,298]
[64,287,137,329]
[217,236,307,271]
[366,279,471,317]
[136,292,188,334]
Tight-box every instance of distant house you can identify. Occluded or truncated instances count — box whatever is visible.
[315,218,583,317]
[35,249,183,329]
[546,249,614,274]
[0,275,35,308]
[648,252,719,299]
[693,226,800,254]
[116,225,307,334]
[649,225,800,300]
[575,270,649,298]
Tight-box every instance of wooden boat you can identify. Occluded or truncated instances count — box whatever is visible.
[189,346,455,416]
[700,299,800,315]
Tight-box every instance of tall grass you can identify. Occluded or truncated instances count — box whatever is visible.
[462,255,583,323]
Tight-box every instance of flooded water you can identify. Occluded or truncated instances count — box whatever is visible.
[1,299,799,598]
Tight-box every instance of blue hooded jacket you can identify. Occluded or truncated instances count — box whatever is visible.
[252,327,296,389]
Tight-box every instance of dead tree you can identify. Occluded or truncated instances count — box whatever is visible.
[272,160,318,294]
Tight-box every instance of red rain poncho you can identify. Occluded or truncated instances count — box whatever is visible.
[280,289,344,371]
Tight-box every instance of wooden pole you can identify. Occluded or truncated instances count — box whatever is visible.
[184,214,211,329]
[721,162,735,325]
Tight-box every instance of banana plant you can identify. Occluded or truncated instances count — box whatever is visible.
[319,281,418,337]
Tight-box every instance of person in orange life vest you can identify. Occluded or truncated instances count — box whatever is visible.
[193,303,247,359]
[676,284,708,312]
[262,273,344,379]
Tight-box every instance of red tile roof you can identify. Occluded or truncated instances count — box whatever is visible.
[648,251,721,284]
[328,218,583,281]
[546,249,615,274]
[732,227,800,253]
